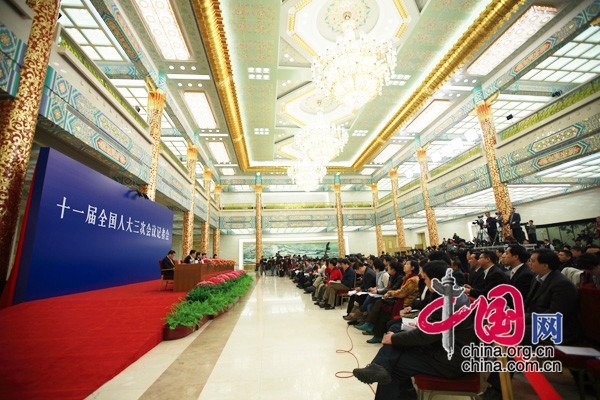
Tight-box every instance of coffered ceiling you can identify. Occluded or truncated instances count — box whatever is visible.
[56,0,598,193]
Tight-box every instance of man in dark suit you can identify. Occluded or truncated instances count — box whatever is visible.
[464,250,509,298]
[525,248,580,345]
[508,207,525,243]
[184,249,197,264]
[161,250,176,280]
[502,244,533,298]
[484,212,498,244]
[467,251,484,289]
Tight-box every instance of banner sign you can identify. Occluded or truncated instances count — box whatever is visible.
[13,148,173,303]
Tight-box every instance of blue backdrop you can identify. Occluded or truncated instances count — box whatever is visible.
[13,148,174,304]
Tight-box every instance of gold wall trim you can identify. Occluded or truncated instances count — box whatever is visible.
[351,0,526,169]
[192,0,250,170]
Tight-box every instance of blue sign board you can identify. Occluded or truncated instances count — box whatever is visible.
[13,148,173,303]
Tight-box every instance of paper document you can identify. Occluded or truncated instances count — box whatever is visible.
[368,293,383,298]
[348,290,368,296]
[402,317,419,331]
[555,346,600,357]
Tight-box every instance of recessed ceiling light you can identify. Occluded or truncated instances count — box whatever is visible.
[166,74,210,80]
[191,66,196,71]
[183,91,217,129]
[169,65,174,70]
[404,100,451,133]
[207,141,230,163]
[133,0,191,60]
[373,144,402,164]
[180,65,185,70]
[467,5,557,76]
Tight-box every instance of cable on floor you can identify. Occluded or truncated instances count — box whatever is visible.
[335,322,376,396]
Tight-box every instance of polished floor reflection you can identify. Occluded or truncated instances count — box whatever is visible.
[88,274,586,400]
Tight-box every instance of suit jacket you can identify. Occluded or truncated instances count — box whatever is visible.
[452,269,465,286]
[525,270,580,344]
[360,267,377,291]
[161,256,175,269]
[468,267,484,290]
[510,264,534,299]
[184,255,195,264]
[391,293,479,378]
[469,265,510,298]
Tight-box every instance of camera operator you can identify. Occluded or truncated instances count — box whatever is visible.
[484,212,498,245]
[508,207,526,243]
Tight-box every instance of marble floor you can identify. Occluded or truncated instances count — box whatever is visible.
[87,275,586,400]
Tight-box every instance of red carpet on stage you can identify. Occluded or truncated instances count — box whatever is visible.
[0,280,182,400]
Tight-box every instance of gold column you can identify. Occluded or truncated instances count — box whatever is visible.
[368,184,384,255]
[475,100,513,237]
[139,88,166,201]
[254,184,263,265]
[333,184,346,257]
[416,148,439,247]
[0,0,60,289]
[201,169,212,254]
[389,169,407,248]
[212,185,222,257]
[182,146,198,257]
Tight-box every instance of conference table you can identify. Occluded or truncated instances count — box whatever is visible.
[173,262,234,292]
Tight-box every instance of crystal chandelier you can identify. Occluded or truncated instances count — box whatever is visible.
[312,12,397,109]
[287,160,327,192]
[294,104,349,164]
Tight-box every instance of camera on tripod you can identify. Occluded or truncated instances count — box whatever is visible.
[472,215,484,227]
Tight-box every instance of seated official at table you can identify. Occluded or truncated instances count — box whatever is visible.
[184,250,197,264]
[161,250,176,280]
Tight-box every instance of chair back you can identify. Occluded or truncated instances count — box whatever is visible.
[579,287,600,346]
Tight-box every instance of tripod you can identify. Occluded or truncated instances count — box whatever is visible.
[475,225,487,247]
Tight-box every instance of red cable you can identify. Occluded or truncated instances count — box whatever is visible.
[335,323,376,396]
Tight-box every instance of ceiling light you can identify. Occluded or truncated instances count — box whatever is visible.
[294,104,348,163]
[465,130,480,142]
[183,91,217,129]
[312,11,396,109]
[404,100,451,133]
[373,144,402,164]
[133,0,190,60]
[166,74,210,80]
[287,160,326,192]
[207,141,230,163]
[467,5,557,76]
[221,168,235,176]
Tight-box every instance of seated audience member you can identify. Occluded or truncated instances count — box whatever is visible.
[486,249,580,398]
[320,259,355,309]
[502,244,533,298]
[464,250,509,298]
[587,244,600,254]
[200,252,208,262]
[558,250,575,270]
[184,250,197,264]
[344,262,376,319]
[467,251,484,289]
[356,263,402,325]
[525,249,580,344]
[313,259,340,303]
[450,257,466,286]
[161,250,176,280]
[542,239,555,251]
[576,253,600,287]
[352,261,478,400]
[571,246,585,260]
[366,259,420,343]
[212,253,218,259]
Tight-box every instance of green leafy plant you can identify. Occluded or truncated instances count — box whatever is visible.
[165,274,253,330]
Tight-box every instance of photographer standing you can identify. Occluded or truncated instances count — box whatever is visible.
[484,212,498,244]
[526,220,537,245]
[508,207,526,243]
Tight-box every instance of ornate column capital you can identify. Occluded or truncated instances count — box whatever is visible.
[252,184,264,193]
[214,184,224,195]
[367,183,378,193]
[416,147,427,162]
[203,169,212,181]
[187,145,198,161]
[333,183,342,193]
[389,169,398,178]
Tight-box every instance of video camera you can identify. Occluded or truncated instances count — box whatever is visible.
[472,215,484,227]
